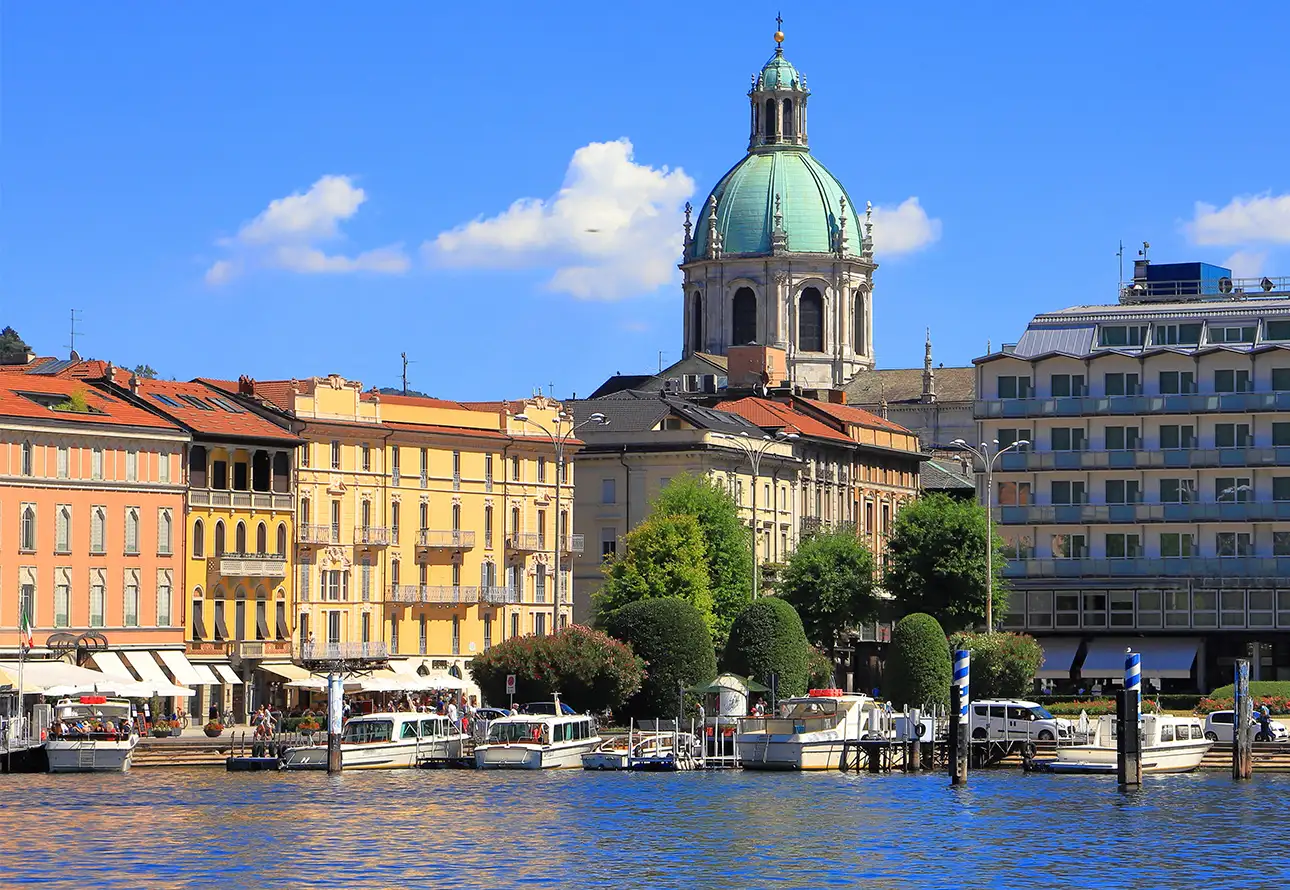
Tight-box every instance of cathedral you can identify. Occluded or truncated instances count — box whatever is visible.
[680,24,876,390]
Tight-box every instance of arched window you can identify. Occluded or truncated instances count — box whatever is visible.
[20,505,36,551]
[452,503,461,531]
[764,98,777,141]
[235,521,247,554]
[511,506,521,534]
[690,293,703,352]
[276,523,287,556]
[214,520,226,556]
[732,287,757,346]
[21,441,33,476]
[193,519,205,558]
[853,289,865,354]
[783,99,794,139]
[256,522,267,554]
[799,287,824,352]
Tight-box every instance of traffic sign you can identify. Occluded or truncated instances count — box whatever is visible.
[505,674,516,695]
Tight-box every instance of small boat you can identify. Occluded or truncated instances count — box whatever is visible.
[737,689,876,771]
[280,711,469,770]
[581,730,699,771]
[1049,713,1212,774]
[476,697,601,770]
[46,696,139,773]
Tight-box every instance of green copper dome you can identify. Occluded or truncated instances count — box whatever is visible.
[757,51,803,91]
[686,148,858,260]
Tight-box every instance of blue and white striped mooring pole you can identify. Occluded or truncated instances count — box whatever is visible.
[1124,648,1141,722]
[954,649,970,724]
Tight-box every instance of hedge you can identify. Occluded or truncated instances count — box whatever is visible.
[603,597,717,721]
[1035,694,1203,711]
[721,598,810,699]
[885,613,951,711]
[1209,680,1290,699]
[1043,699,1162,717]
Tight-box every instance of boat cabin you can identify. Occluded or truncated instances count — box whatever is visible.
[341,712,458,745]
[50,696,134,739]
[486,715,596,746]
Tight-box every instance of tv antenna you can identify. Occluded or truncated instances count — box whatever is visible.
[400,352,416,396]
[66,309,83,358]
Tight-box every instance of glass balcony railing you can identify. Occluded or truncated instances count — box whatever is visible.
[995,501,1290,524]
[1003,556,1290,578]
[977,391,1290,420]
[996,446,1290,472]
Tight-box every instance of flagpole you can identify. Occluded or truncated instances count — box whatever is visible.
[17,633,25,747]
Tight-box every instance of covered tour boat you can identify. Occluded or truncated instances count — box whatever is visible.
[46,696,139,773]
[737,689,877,770]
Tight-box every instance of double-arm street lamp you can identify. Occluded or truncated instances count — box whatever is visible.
[713,430,798,600]
[513,410,608,634]
[952,437,1030,633]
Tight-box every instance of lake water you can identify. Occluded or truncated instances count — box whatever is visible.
[3,768,1289,888]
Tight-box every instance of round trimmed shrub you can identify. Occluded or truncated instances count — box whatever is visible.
[886,613,951,711]
[721,597,810,699]
[604,597,717,720]
[947,631,1042,700]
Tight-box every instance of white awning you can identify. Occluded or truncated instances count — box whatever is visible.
[1080,637,1200,680]
[213,664,243,686]
[260,662,312,682]
[389,657,435,676]
[88,651,136,683]
[192,664,221,686]
[123,651,169,686]
[156,649,204,687]
[1035,637,1083,679]
[0,660,120,695]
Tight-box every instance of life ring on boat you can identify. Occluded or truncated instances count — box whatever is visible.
[531,727,542,741]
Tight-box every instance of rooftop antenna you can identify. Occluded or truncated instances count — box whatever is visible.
[400,352,416,396]
[1117,240,1124,287]
[1138,240,1151,262]
[66,308,82,358]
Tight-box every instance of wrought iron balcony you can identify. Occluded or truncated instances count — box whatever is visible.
[560,534,585,554]
[358,526,391,546]
[506,532,543,552]
[417,529,475,549]
[387,584,481,605]
[299,524,338,545]
[481,586,520,604]
[215,554,288,578]
[301,641,390,661]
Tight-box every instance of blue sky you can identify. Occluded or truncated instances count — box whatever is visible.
[4,4,1290,399]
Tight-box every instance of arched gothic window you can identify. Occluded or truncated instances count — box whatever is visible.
[276,523,288,556]
[214,520,226,556]
[193,519,205,558]
[256,522,267,554]
[690,293,703,352]
[799,287,824,352]
[235,521,247,554]
[732,287,757,346]
[853,289,865,354]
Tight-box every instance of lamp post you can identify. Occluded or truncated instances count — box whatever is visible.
[513,410,608,634]
[952,437,1029,633]
[713,430,798,599]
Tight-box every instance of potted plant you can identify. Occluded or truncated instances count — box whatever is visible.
[151,724,172,738]
[204,721,224,738]
[168,718,183,738]
[297,715,321,739]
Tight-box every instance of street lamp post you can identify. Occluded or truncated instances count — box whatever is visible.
[713,430,798,599]
[514,410,608,634]
[952,437,1029,633]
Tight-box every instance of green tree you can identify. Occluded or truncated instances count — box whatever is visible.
[885,613,951,711]
[603,597,717,721]
[884,492,1009,632]
[595,514,713,630]
[947,631,1042,700]
[0,327,32,365]
[132,364,158,379]
[778,529,878,652]
[467,625,644,713]
[650,474,753,645]
[721,597,811,699]
[806,645,836,689]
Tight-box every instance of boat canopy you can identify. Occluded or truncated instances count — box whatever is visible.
[1035,637,1083,679]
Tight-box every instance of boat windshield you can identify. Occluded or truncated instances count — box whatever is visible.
[488,721,546,744]
[342,720,393,744]
[782,700,839,719]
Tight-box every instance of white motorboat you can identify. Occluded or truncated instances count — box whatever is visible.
[475,698,600,770]
[737,689,876,771]
[46,696,139,773]
[581,730,698,771]
[1050,713,1213,774]
[280,712,468,770]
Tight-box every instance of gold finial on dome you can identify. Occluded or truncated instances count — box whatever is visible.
[774,12,784,47]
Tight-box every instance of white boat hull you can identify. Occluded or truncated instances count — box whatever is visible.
[1053,740,1211,774]
[476,739,600,770]
[281,735,468,770]
[581,751,629,770]
[737,735,848,771]
[46,737,138,773]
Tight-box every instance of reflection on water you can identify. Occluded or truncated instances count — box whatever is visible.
[2,769,1288,888]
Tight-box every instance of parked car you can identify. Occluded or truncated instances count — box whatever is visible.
[969,699,1074,742]
[1203,710,1289,743]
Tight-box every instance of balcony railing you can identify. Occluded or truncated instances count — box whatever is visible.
[417,529,476,549]
[387,584,481,605]
[358,526,391,546]
[186,640,232,657]
[301,641,390,661]
[299,524,337,545]
[215,555,288,577]
[559,534,585,554]
[481,586,520,604]
[976,391,1290,420]
[190,490,294,511]
[1003,556,1290,579]
[995,501,1290,525]
[507,532,542,552]
[236,640,293,659]
[996,445,1290,472]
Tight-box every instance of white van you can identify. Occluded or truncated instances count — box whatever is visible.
[969,699,1073,742]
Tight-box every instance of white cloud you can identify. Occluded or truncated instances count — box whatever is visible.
[869,197,941,256]
[1223,250,1267,279]
[1189,193,1290,245]
[206,175,410,285]
[426,139,694,300]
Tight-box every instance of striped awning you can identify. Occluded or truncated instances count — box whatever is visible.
[156,649,204,687]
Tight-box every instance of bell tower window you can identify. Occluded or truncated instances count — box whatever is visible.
[783,99,794,139]
[853,289,865,354]
[732,288,757,346]
[764,98,777,142]
[799,288,823,352]
[690,293,703,353]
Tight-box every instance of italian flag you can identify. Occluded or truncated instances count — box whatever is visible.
[19,610,34,650]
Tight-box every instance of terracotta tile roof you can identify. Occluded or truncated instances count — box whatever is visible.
[844,367,976,404]
[714,397,854,444]
[131,379,300,442]
[383,420,511,441]
[0,375,182,431]
[198,377,300,412]
[797,398,912,434]
[366,392,472,410]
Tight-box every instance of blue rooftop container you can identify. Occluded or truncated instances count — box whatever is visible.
[1143,262,1232,297]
